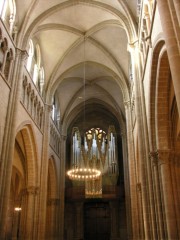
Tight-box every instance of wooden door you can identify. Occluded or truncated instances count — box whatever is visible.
[84,202,110,240]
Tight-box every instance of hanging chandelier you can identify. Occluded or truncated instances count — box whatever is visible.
[67,167,101,181]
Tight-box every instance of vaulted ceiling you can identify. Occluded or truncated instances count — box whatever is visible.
[16,0,138,131]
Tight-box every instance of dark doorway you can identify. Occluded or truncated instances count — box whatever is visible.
[84,202,110,240]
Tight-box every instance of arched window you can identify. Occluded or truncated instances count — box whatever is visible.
[35,44,41,67]
[33,64,38,85]
[26,40,45,93]
[32,44,41,85]
[0,0,7,19]
[51,95,60,129]
[26,39,34,73]
[1,0,16,33]
[52,97,56,121]
[39,67,44,94]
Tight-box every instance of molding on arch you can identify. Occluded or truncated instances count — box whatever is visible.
[15,121,39,186]
[34,23,83,37]
[148,39,166,150]
[151,32,165,52]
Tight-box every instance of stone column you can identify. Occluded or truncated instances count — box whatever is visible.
[74,202,84,240]
[121,131,132,238]
[21,186,39,240]
[37,104,52,240]
[157,150,178,239]
[149,151,166,239]
[156,0,180,115]
[128,42,155,239]
[58,134,66,239]
[0,49,27,239]
[124,101,139,240]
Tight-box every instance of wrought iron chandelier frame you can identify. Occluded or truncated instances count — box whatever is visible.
[67,167,101,181]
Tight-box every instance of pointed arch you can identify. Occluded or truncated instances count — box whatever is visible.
[15,123,39,186]
[148,40,165,151]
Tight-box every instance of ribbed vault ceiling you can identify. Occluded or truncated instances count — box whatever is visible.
[16,0,138,127]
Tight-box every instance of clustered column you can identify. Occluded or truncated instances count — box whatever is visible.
[124,100,140,239]
[59,134,66,239]
[157,150,178,239]
[20,186,39,240]
[149,151,166,239]
[37,104,52,240]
